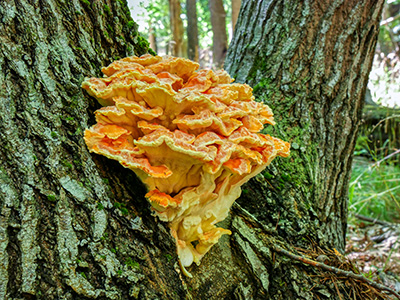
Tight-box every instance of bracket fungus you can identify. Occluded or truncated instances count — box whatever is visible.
[83,54,290,277]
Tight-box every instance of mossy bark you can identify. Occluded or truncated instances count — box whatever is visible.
[222,0,385,298]
[225,0,383,251]
[0,1,182,299]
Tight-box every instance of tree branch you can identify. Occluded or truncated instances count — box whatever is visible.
[273,245,400,299]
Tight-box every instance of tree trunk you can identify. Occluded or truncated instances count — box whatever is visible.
[0,1,184,299]
[225,0,384,270]
[209,0,228,67]
[231,0,241,34]
[0,0,389,299]
[186,0,199,61]
[149,25,158,53]
[169,0,185,57]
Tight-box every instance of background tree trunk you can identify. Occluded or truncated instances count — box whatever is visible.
[225,0,383,256]
[169,0,185,57]
[0,0,388,299]
[149,25,158,53]
[209,0,228,67]
[186,0,199,61]
[231,0,241,34]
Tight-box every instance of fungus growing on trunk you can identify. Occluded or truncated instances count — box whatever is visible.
[83,54,290,277]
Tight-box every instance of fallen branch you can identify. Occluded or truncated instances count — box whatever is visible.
[370,115,400,133]
[273,245,400,299]
[354,213,397,227]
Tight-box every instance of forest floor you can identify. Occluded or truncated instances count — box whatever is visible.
[345,154,400,297]
[346,214,400,294]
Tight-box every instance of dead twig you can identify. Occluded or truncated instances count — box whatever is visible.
[354,213,398,227]
[273,245,400,299]
[370,114,400,134]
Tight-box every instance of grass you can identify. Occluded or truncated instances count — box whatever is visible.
[349,152,400,223]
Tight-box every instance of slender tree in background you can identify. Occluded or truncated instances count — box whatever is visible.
[210,0,228,67]
[169,0,185,56]
[186,0,199,61]
[148,24,158,53]
[0,0,388,299]
[231,0,241,33]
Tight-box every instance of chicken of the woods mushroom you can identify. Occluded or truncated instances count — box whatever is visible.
[83,54,290,277]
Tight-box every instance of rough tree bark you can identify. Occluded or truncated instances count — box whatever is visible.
[223,1,385,297]
[169,0,185,57]
[209,0,228,67]
[225,0,384,252]
[186,0,199,61]
[0,1,185,299]
[0,0,387,299]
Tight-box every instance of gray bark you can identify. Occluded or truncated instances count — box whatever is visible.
[225,0,383,267]
[0,0,183,299]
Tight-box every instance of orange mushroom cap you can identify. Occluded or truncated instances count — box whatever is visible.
[83,54,290,277]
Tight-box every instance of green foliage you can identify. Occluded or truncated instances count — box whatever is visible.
[349,157,400,222]
[135,0,231,55]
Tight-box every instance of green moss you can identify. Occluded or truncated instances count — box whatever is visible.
[51,132,57,138]
[107,24,114,33]
[97,202,104,210]
[47,194,57,202]
[125,257,140,269]
[148,48,157,56]
[62,160,73,169]
[126,20,135,29]
[101,232,109,241]
[165,254,173,261]
[114,201,129,215]
[80,0,90,6]
[104,4,111,15]
[73,160,82,167]
[253,77,273,95]
[263,171,274,179]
